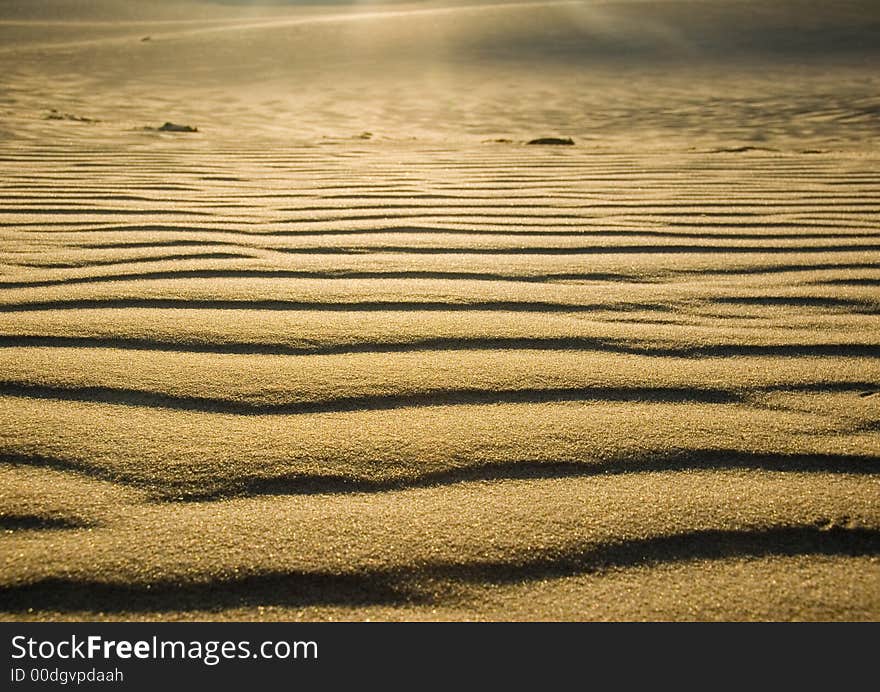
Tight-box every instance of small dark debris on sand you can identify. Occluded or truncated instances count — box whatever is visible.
[146,122,199,133]
[484,138,514,144]
[710,146,779,153]
[45,109,98,123]
[527,137,575,145]
[358,131,373,140]
[141,36,151,42]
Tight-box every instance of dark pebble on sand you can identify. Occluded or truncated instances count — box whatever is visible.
[527,137,575,145]
[158,122,199,133]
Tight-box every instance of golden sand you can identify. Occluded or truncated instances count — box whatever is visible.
[1,0,878,621]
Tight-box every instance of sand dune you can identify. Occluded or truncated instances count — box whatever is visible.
[1,0,878,621]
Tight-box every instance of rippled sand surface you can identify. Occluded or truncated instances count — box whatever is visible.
[1,0,878,621]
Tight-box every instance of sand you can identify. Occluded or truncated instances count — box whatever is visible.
[1,0,878,621]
